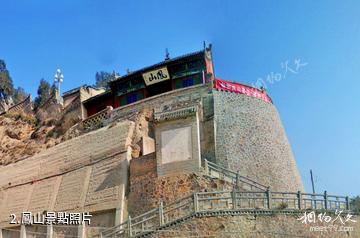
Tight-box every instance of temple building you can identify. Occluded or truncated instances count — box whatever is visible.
[0,46,315,238]
[83,46,215,117]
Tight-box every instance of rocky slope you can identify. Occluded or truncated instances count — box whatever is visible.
[0,113,82,165]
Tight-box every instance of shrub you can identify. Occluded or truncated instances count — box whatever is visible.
[3,112,37,127]
[351,196,360,213]
[277,202,288,210]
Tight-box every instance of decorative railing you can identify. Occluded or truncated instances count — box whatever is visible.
[62,95,81,114]
[153,106,197,122]
[204,159,269,191]
[82,106,113,129]
[100,189,352,238]
[7,95,32,114]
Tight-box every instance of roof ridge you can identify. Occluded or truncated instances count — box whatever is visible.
[109,49,205,83]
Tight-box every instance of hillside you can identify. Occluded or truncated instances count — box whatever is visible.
[0,113,81,165]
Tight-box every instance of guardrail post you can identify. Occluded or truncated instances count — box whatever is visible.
[311,193,317,210]
[236,172,240,189]
[204,159,209,174]
[346,196,350,210]
[159,201,164,226]
[266,187,272,209]
[0,228,3,238]
[297,191,302,210]
[141,217,145,232]
[20,225,26,238]
[324,191,328,210]
[128,215,132,238]
[78,222,86,238]
[232,188,237,209]
[47,224,53,238]
[194,193,199,212]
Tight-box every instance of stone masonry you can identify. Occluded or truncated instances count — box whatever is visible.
[0,120,134,229]
[213,90,304,192]
[156,214,360,238]
[0,83,315,237]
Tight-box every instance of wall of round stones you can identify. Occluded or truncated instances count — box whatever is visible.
[127,171,234,217]
[213,90,304,192]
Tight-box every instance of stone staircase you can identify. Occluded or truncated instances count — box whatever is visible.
[99,160,353,238]
[203,159,269,191]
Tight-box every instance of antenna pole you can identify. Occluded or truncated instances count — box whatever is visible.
[165,48,170,60]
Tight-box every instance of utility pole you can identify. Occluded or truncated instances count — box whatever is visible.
[310,169,316,194]
[310,169,317,210]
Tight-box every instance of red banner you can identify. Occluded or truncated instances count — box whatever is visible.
[214,79,272,104]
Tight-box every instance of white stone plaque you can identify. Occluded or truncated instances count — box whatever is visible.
[161,126,192,164]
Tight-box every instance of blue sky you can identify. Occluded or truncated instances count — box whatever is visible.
[1,1,359,196]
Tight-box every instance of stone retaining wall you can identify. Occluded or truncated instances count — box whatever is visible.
[128,164,234,217]
[0,121,134,228]
[213,90,304,192]
[156,213,360,237]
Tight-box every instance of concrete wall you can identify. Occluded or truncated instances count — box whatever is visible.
[0,121,134,228]
[213,90,304,192]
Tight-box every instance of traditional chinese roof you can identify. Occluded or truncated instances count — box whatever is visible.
[82,90,112,105]
[62,85,86,97]
[109,50,205,84]
[62,84,102,97]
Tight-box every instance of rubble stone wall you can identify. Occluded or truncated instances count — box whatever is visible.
[213,90,304,192]
[157,214,360,238]
[128,154,234,217]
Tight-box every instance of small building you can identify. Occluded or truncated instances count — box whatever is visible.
[62,85,105,119]
[83,46,215,117]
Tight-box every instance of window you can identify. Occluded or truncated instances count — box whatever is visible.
[187,60,203,70]
[182,78,194,88]
[127,94,137,104]
[171,63,187,74]
[174,74,202,89]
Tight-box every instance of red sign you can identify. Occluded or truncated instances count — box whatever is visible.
[214,79,272,104]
